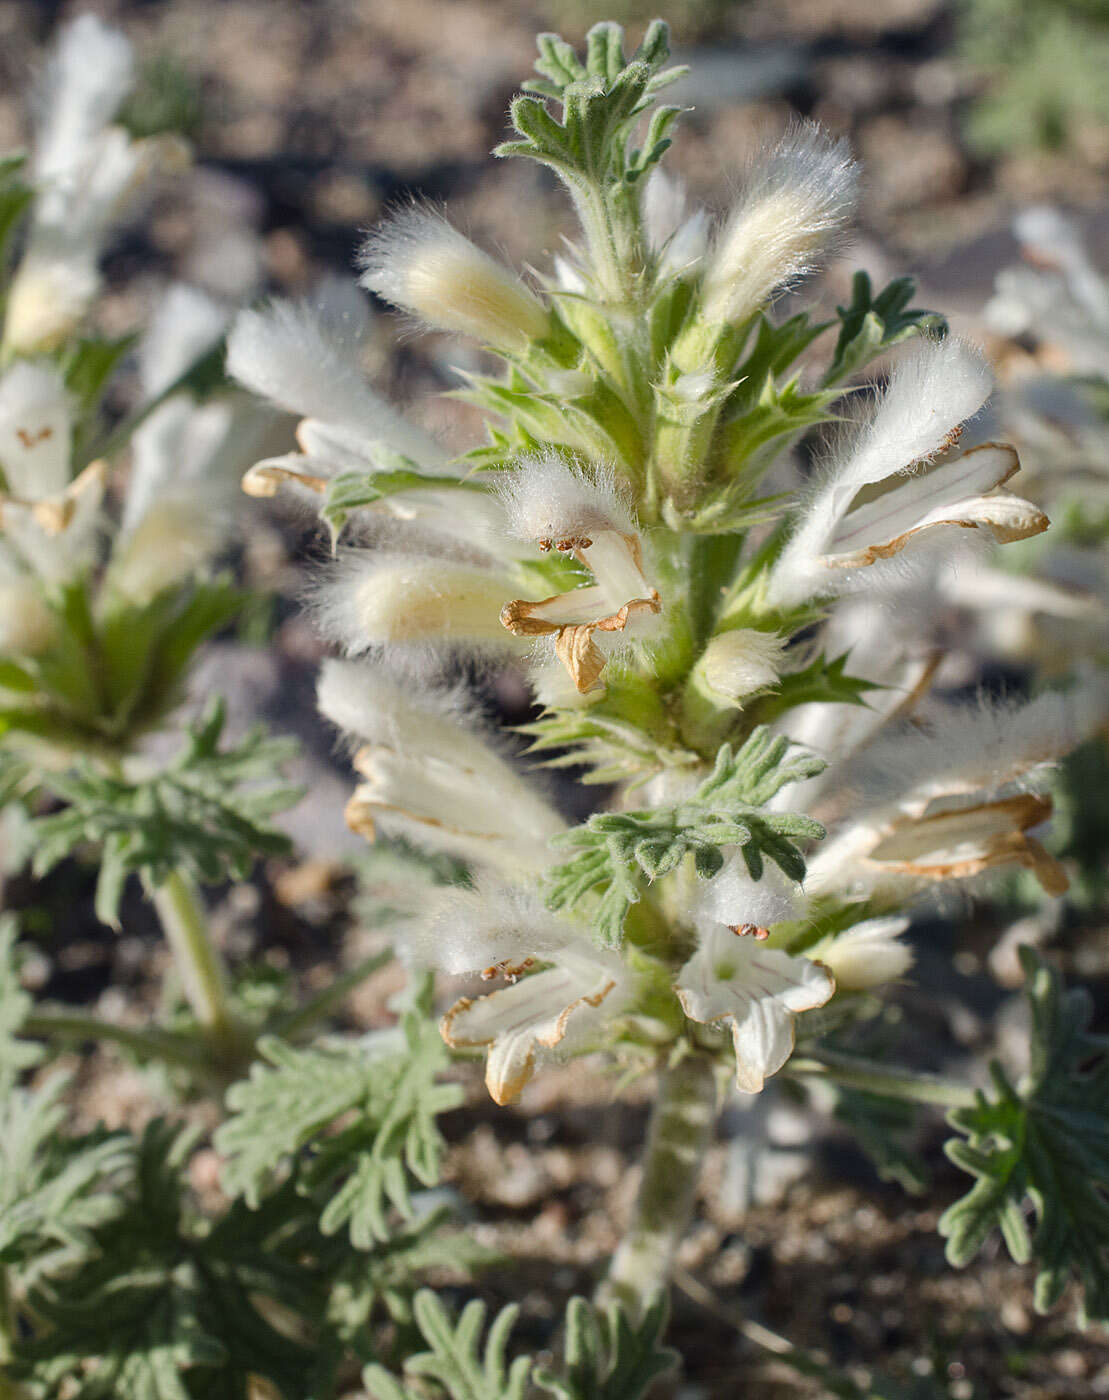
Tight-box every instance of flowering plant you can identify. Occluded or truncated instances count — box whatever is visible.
[230,15,1109,1361]
[1,16,1107,1399]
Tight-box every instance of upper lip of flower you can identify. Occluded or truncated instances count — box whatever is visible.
[439,939,624,1105]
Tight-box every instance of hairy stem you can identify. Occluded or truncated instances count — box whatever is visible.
[600,1052,717,1316]
[787,1048,979,1109]
[148,871,244,1064]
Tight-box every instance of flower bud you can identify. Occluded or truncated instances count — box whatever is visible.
[317,553,518,653]
[109,500,219,604]
[701,123,857,326]
[699,629,786,704]
[817,917,913,991]
[360,208,550,349]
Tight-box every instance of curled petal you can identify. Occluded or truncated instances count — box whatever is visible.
[441,947,619,1104]
[824,444,1047,568]
[501,528,662,692]
[241,455,330,498]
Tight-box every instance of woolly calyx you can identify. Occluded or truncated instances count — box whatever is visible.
[316,553,521,654]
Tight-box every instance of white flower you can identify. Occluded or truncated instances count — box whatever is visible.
[815,917,913,991]
[108,287,274,603]
[430,884,625,1104]
[0,361,103,582]
[767,339,1048,608]
[4,18,186,353]
[360,207,550,349]
[675,924,833,1093]
[227,294,445,498]
[642,168,709,280]
[804,689,1106,902]
[498,457,662,692]
[695,629,787,706]
[700,122,857,326]
[318,659,564,871]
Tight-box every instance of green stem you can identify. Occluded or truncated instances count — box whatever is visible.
[787,1048,979,1109]
[599,1052,717,1317]
[0,1268,14,1367]
[22,1010,211,1073]
[148,871,244,1064]
[274,949,394,1041]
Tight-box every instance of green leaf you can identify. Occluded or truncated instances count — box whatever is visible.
[321,465,485,546]
[61,333,138,420]
[28,698,299,924]
[11,1121,324,1399]
[745,651,883,727]
[823,272,946,386]
[217,1003,463,1246]
[364,1290,532,1400]
[495,22,686,191]
[546,727,825,946]
[0,1075,131,1280]
[534,1295,678,1400]
[0,170,32,274]
[939,947,1109,1324]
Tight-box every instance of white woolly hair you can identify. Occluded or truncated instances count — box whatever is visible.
[854,685,1107,809]
[765,338,996,609]
[694,858,802,929]
[497,454,635,543]
[409,880,575,974]
[139,285,229,399]
[358,204,548,344]
[310,549,518,657]
[831,337,994,493]
[226,298,441,467]
[702,121,858,322]
[643,168,689,252]
[33,15,134,184]
[317,654,475,752]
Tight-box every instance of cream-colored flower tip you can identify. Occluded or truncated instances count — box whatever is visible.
[0,361,75,500]
[701,122,858,325]
[699,629,787,705]
[316,554,518,653]
[359,207,550,348]
[817,917,913,991]
[2,254,99,354]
